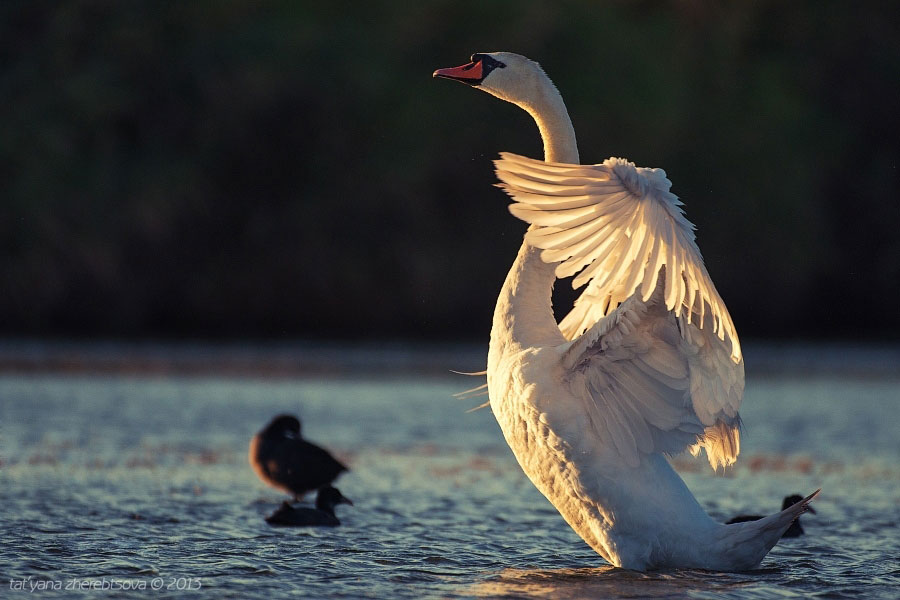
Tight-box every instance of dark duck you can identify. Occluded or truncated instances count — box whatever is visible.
[265,486,353,527]
[249,414,348,501]
[727,494,817,537]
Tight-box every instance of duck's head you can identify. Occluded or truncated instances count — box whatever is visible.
[261,414,302,439]
[316,486,353,511]
[783,494,816,513]
[433,52,551,108]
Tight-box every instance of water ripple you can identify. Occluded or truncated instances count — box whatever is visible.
[1,373,898,599]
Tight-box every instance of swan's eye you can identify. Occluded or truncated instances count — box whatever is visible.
[478,55,506,77]
[485,55,506,69]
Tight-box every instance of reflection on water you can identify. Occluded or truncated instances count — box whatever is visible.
[1,346,899,599]
[471,566,761,599]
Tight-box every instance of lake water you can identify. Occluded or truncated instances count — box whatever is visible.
[1,344,898,598]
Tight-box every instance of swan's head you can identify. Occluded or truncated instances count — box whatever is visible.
[433,52,550,107]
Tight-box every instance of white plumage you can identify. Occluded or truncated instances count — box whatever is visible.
[434,51,818,571]
[497,152,741,363]
[495,151,744,471]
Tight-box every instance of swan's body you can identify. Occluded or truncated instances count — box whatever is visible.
[435,52,818,571]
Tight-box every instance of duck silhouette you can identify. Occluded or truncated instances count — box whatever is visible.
[727,495,816,537]
[249,414,347,501]
[265,486,353,527]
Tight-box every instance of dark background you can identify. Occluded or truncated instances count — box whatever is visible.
[3,1,899,343]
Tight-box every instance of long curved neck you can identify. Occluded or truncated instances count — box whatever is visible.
[521,80,579,164]
[491,74,578,351]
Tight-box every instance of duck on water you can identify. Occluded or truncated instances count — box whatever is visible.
[265,486,353,527]
[434,52,819,571]
[249,414,348,502]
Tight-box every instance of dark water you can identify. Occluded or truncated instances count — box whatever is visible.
[1,350,899,598]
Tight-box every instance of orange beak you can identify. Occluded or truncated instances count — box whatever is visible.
[433,58,484,84]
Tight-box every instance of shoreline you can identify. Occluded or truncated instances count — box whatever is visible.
[0,338,898,379]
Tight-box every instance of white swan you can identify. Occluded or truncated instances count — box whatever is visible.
[434,52,818,571]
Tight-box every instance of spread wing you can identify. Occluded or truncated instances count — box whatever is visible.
[559,281,743,469]
[494,152,740,362]
[494,152,744,469]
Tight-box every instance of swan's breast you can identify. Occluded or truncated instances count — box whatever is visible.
[487,345,625,564]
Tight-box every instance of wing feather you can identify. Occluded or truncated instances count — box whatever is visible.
[640,220,665,301]
[495,152,745,470]
[622,219,653,299]
[495,152,741,362]
[500,191,599,209]
[561,284,743,470]
[544,220,613,265]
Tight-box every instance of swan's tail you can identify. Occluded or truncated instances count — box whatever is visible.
[719,489,820,570]
[758,488,820,535]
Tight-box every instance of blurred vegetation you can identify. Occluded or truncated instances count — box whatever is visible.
[2,1,899,342]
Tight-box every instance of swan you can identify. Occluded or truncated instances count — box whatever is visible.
[433,52,818,571]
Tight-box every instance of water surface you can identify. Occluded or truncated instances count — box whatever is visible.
[1,350,898,598]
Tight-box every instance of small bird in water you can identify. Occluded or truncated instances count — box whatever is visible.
[727,495,817,537]
[249,414,347,501]
[265,486,353,527]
